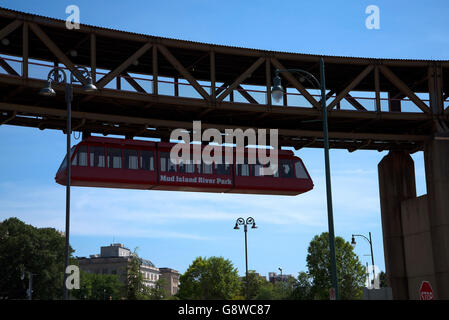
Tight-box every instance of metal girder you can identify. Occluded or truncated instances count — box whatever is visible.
[328,65,374,110]
[157,44,210,101]
[379,65,430,114]
[28,22,88,85]
[216,57,264,102]
[0,7,447,153]
[0,102,429,142]
[96,42,152,89]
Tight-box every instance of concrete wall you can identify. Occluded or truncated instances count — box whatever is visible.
[378,151,416,299]
[424,139,449,299]
[401,195,438,300]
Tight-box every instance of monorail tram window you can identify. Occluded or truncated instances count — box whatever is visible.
[295,160,308,179]
[108,148,122,169]
[257,163,279,177]
[140,150,154,171]
[168,158,176,172]
[160,153,167,172]
[89,146,105,168]
[280,159,294,178]
[215,157,231,175]
[160,152,176,172]
[202,163,213,174]
[185,161,195,173]
[179,161,185,173]
[250,160,263,177]
[124,149,139,170]
[237,164,249,176]
[72,145,88,166]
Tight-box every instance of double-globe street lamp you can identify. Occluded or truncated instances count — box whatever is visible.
[271,58,339,299]
[39,65,97,300]
[352,232,376,288]
[234,217,257,300]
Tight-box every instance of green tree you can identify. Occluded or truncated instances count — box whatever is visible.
[240,270,267,300]
[254,282,279,300]
[148,278,167,300]
[72,271,124,300]
[126,249,149,300]
[379,271,388,288]
[306,232,365,300]
[290,271,313,300]
[177,256,240,300]
[0,217,73,299]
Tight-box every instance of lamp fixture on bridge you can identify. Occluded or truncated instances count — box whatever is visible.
[39,80,56,97]
[271,74,284,103]
[39,74,97,96]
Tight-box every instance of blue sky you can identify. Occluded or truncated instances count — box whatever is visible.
[0,0,447,280]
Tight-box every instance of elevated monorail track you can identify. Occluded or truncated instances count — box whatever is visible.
[0,7,448,152]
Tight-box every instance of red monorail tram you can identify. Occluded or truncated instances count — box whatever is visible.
[55,137,314,196]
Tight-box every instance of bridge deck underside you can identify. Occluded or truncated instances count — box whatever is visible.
[0,7,447,152]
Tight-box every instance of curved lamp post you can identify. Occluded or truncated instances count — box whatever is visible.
[39,66,97,300]
[271,58,339,300]
[352,232,376,288]
[234,217,257,300]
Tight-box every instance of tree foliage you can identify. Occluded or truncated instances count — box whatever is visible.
[240,270,266,299]
[306,232,365,300]
[0,217,73,299]
[177,256,241,300]
[72,270,124,300]
[290,271,313,300]
[125,249,148,300]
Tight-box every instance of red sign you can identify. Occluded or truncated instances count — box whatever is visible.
[419,281,434,300]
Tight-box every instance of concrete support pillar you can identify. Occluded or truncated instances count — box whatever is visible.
[378,151,416,299]
[424,139,449,299]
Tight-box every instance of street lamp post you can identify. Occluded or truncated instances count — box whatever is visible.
[39,66,97,300]
[234,217,257,300]
[271,58,339,299]
[352,232,376,288]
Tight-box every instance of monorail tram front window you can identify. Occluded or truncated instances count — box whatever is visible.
[72,145,88,166]
[90,146,105,168]
[108,148,122,169]
[140,150,154,171]
[58,146,76,171]
[280,159,294,178]
[294,160,308,179]
[124,149,138,170]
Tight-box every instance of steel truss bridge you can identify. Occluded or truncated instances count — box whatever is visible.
[0,7,448,152]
